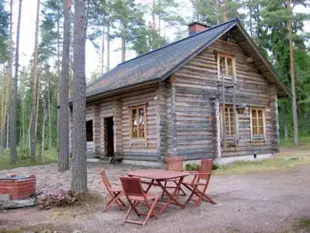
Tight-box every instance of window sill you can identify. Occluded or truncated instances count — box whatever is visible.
[130,138,147,142]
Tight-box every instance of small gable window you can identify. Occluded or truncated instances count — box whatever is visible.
[217,53,236,81]
[130,105,147,139]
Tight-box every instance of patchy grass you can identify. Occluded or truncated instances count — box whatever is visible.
[0,148,58,170]
[0,229,22,233]
[297,218,310,231]
[280,136,310,148]
[214,148,310,175]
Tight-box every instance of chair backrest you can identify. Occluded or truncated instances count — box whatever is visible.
[199,159,213,180]
[100,169,111,189]
[166,157,184,171]
[120,177,145,197]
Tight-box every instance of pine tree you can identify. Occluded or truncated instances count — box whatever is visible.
[58,0,71,172]
[30,0,41,162]
[71,0,87,193]
[0,0,9,152]
[10,0,22,163]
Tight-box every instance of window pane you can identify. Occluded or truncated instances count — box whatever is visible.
[138,108,145,138]
[132,109,137,137]
[220,57,225,77]
[227,58,233,76]
[253,127,258,135]
[251,109,265,135]
[223,106,235,136]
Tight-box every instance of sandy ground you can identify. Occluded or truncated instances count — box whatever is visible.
[1,155,310,233]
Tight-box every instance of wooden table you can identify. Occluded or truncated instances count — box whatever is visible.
[127,169,189,213]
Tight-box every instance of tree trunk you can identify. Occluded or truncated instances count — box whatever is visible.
[216,0,220,24]
[284,121,289,142]
[121,26,126,63]
[47,80,52,149]
[287,0,298,145]
[71,0,87,193]
[10,0,22,164]
[0,70,5,152]
[101,25,105,74]
[56,5,61,153]
[107,20,110,71]
[1,0,13,153]
[152,0,156,30]
[30,0,40,162]
[222,0,228,22]
[35,79,40,138]
[41,106,47,163]
[58,0,71,172]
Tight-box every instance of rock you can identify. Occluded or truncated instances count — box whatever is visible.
[0,198,36,210]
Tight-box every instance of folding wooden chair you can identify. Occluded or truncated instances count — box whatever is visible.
[162,157,186,198]
[100,169,126,212]
[183,159,216,206]
[120,176,160,226]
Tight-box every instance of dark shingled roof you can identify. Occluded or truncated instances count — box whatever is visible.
[87,19,237,97]
[86,18,290,98]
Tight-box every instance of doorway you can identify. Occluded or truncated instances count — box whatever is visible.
[104,117,114,157]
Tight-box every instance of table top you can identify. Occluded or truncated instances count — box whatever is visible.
[127,169,189,180]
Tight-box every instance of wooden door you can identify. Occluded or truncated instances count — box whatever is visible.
[104,117,114,157]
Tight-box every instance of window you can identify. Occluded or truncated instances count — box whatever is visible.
[86,120,93,142]
[251,108,265,136]
[223,105,236,136]
[217,53,236,81]
[130,105,146,139]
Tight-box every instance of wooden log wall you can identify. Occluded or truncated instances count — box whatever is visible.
[156,83,168,161]
[121,87,158,161]
[69,105,95,157]
[114,100,123,156]
[172,36,279,158]
[93,105,101,156]
[73,85,160,161]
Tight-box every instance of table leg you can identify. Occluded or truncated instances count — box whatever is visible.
[144,179,154,193]
[157,177,185,214]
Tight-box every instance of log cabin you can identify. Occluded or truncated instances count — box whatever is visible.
[70,18,290,167]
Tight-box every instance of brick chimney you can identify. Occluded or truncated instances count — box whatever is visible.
[188,22,209,36]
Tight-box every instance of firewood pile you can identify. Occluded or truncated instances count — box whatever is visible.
[37,189,77,210]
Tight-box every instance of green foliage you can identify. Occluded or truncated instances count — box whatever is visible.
[215,154,310,175]
[297,218,310,231]
[0,147,58,170]
[191,0,244,25]
[185,162,220,171]
[185,163,200,171]
[0,0,9,63]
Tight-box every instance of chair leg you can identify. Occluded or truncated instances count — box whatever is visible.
[202,194,217,205]
[185,188,196,205]
[161,181,167,199]
[116,197,127,208]
[143,197,159,226]
[104,192,125,212]
[173,180,186,196]
[193,189,217,205]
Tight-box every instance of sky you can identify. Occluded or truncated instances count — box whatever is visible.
[8,0,310,80]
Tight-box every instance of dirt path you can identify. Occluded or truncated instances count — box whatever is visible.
[1,163,310,233]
